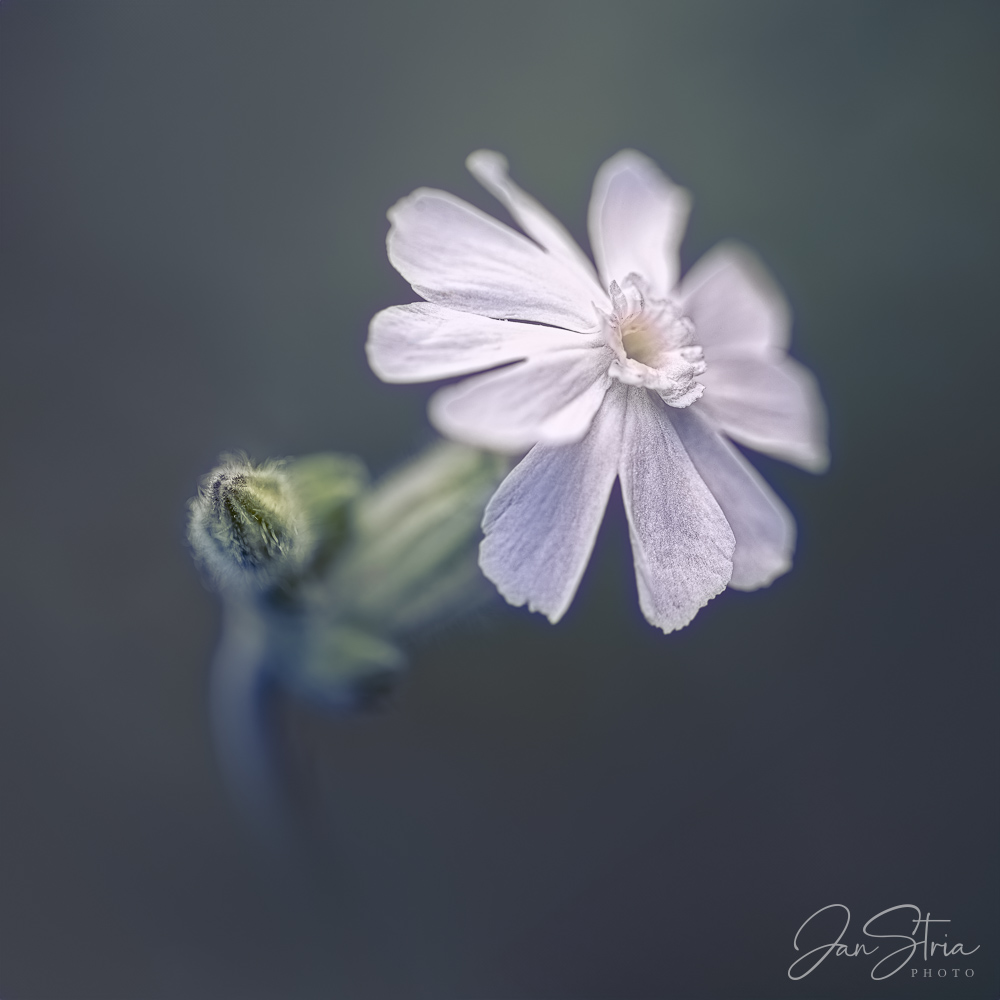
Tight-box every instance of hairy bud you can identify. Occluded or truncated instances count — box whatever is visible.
[188,455,309,589]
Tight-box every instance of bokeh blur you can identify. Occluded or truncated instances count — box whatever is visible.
[2,2,997,998]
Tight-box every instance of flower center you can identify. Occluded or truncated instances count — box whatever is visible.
[603,275,706,408]
[621,315,667,368]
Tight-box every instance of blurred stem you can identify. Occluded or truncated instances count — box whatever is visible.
[198,442,508,849]
[209,599,294,850]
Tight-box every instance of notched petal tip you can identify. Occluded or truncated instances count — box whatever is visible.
[478,551,572,624]
[643,588,727,635]
[530,596,572,625]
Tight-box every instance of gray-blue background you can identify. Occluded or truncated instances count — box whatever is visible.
[2,2,997,997]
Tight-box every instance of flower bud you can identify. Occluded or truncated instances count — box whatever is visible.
[188,456,309,590]
[329,442,508,634]
[284,452,368,576]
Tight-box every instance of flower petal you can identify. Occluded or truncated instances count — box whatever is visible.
[619,389,735,633]
[466,150,600,283]
[669,406,795,590]
[388,188,603,332]
[678,241,791,354]
[699,355,830,472]
[479,388,625,622]
[429,347,611,452]
[367,302,601,383]
[588,150,691,298]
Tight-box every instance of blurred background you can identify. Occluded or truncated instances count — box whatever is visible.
[1,1,997,997]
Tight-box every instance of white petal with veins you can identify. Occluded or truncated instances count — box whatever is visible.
[479,387,625,623]
[678,241,792,354]
[388,189,604,332]
[367,302,600,383]
[429,347,611,452]
[619,389,735,633]
[670,406,795,590]
[588,150,691,298]
[699,354,830,472]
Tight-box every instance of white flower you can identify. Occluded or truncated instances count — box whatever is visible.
[367,150,828,633]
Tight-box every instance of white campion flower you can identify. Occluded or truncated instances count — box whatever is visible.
[367,150,828,633]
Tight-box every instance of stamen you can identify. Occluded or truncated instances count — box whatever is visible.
[609,280,628,320]
[621,273,647,314]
